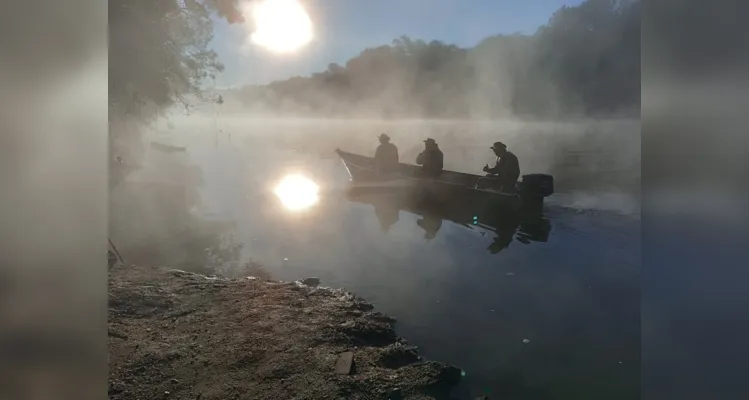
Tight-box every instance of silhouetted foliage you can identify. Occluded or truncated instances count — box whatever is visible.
[227,0,640,118]
[109,0,243,187]
[643,0,748,76]
[108,0,250,272]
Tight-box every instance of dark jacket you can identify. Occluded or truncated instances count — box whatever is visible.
[416,147,444,177]
[374,142,399,173]
[486,151,520,185]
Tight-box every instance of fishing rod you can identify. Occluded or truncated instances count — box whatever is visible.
[109,238,124,265]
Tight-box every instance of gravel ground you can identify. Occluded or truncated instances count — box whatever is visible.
[108,264,466,400]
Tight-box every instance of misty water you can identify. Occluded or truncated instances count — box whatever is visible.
[136,118,640,399]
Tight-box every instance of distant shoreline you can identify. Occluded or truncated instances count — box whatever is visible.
[166,113,642,125]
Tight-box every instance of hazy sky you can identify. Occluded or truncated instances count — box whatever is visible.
[210,0,584,88]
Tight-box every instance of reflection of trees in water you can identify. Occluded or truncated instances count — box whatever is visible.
[113,195,271,278]
[110,155,270,279]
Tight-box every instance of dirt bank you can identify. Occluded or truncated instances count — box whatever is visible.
[108,264,464,400]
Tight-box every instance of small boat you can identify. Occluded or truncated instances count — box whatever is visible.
[335,149,554,212]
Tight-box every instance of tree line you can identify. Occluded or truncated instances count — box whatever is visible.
[107,0,641,176]
[225,0,640,119]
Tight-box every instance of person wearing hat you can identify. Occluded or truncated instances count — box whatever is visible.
[483,141,520,191]
[373,133,399,173]
[416,138,444,177]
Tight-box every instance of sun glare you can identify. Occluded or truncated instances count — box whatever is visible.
[274,174,320,211]
[245,0,313,54]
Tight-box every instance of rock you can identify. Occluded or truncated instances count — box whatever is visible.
[379,344,420,369]
[108,379,125,394]
[389,388,402,399]
[335,351,354,375]
[108,329,128,340]
[300,277,321,287]
[338,319,396,346]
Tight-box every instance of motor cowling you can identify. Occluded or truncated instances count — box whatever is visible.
[520,174,554,198]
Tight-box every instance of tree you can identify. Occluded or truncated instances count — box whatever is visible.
[226,0,641,119]
[108,0,244,188]
[108,0,250,270]
[533,0,640,113]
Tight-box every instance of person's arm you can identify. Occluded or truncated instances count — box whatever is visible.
[484,158,500,175]
[416,152,424,165]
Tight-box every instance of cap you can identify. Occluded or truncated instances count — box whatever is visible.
[423,138,437,144]
[378,133,390,141]
[490,141,507,150]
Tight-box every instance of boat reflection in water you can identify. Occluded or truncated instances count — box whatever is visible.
[416,214,442,241]
[345,185,551,254]
[373,198,399,232]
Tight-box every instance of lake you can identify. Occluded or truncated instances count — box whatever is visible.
[137,117,641,399]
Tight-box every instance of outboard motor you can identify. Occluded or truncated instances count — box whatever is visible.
[519,174,554,211]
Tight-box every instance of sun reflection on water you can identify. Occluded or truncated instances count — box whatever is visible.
[273,174,320,211]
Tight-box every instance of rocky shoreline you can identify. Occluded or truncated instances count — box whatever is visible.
[108,264,466,399]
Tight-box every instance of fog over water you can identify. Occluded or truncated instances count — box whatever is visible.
[110,115,640,399]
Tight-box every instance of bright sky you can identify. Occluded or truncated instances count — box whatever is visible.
[210,0,585,88]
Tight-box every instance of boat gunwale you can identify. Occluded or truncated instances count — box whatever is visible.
[335,148,518,197]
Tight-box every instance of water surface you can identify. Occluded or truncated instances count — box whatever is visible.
[152,119,641,399]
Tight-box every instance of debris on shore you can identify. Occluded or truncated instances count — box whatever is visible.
[108,264,463,399]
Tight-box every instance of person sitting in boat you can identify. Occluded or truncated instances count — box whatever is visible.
[416,138,444,177]
[373,133,399,173]
[483,141,520,191]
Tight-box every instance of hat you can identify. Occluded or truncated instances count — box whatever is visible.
[423,138,437,144]
[378,133,390,141]
[490,141,507,150]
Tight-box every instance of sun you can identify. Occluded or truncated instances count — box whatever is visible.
[273,174,320,211]
[243,0,313,54]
